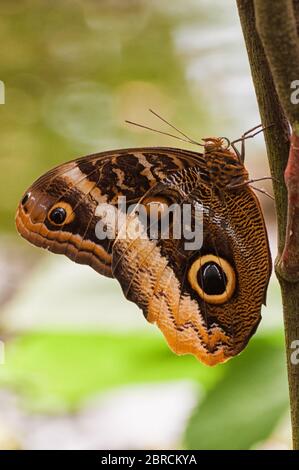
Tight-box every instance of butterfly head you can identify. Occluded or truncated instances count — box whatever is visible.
[202,136,230,152]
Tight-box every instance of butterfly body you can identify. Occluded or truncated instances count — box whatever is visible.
[16,141,271,366]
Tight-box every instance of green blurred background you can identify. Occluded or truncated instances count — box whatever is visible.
[0,0,290,450]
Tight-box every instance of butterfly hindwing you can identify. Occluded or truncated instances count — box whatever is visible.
[111,166,271,365]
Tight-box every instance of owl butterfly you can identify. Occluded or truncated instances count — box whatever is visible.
[15,122,272,366]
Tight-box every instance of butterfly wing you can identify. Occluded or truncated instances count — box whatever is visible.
[111,167,272,365]
[16,147,203,277]
[16,146,271,366]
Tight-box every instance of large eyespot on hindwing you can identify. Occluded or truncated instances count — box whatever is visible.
[47,202,75,226]
[188,254,236,304]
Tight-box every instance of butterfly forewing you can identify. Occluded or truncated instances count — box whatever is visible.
[16,147,202,277]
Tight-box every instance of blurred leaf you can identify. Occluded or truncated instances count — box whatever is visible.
[0,331,222,412]
[184,332,289,449]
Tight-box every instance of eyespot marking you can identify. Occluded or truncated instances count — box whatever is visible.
[48,202,75,226]
[21,192,30,206]
[142,196,170,218]
[188,254,236,304]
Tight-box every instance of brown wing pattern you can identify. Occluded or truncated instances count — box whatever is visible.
[111,167,271,365]
[15,143,271,365]
[16,147,202,277]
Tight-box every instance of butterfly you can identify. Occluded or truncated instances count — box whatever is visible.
[15,118,272,366]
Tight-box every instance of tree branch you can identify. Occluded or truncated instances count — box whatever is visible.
[254,0,299,132]
[236,0,299,449]
[236,0,289,250]
[254,0,299,281]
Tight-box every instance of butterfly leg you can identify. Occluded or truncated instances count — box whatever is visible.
[231,124,274,163]
[231,140,244,163]
[231,124,263,162]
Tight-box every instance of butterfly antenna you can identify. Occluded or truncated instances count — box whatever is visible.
[149,109,203,146]
[125,120,200,146]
